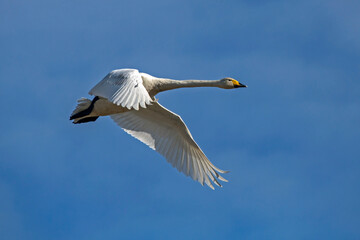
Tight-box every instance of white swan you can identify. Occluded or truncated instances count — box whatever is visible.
[70,68,247,189]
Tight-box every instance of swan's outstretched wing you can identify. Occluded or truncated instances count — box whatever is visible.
[110,102,228,189]
[89,69,152,110]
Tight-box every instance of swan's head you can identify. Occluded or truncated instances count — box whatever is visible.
[220,78,247,89]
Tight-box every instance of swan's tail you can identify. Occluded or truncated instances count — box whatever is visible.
[70,97,99,124]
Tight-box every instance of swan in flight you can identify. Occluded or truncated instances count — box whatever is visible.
[70,69,247,189]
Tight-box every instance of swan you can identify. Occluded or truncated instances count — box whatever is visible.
[70,68,247,189]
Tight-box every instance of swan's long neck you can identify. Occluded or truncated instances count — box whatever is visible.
[156,78,222,92]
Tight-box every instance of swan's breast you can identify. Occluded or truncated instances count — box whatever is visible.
[140,73,161,97]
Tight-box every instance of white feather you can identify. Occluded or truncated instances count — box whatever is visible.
[89,69,152,110]
[110,102,227,189]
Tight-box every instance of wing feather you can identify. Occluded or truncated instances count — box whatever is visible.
[89,69,152,110]
[191,147,202,182]
[110,102,228,189]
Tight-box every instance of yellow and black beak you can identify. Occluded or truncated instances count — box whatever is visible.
[232,80,247,88]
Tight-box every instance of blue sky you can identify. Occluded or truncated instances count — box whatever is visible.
[1,0,359,239]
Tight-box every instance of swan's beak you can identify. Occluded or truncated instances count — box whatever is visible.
[233,80,247,88]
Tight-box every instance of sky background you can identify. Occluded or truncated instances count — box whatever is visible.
[1,0,360,239]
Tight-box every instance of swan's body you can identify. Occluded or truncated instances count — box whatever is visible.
[70,69,246,189]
